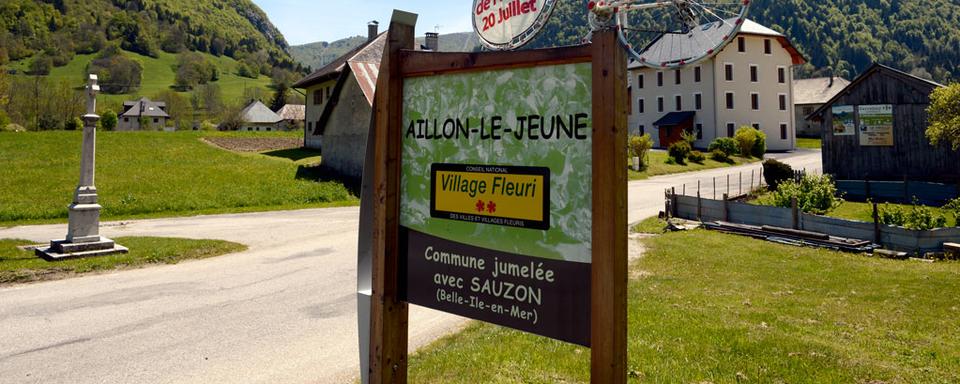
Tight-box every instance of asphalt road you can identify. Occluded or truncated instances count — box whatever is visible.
[0,150,821,383]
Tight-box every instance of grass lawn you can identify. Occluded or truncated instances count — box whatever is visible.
[0,131,354,226]
[409,218,960,383]
[796,137,822,149]
[0,237,246,285]
[628,151,757,180]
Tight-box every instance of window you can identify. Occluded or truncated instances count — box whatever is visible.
[153,118,158,123]
[657,97,664,112]
[750,65,758,82]
[737,36,745,52]
[764,39,772,55]
[326,87,331,99]
[724,63,733,81]
[725,92,734,109]
[639,125,645,135]
[675,95,682,111]
[675,69,681,85]
[638,98,645,114]
[803,106,814,115]
[313,89,323,105]
[695,123,703,140]
[266,127,272,131]
[657,72,663,87]
[638,74,644,89]
[779,94,787,111]
[694,93,702,110]
[777,67,786,83]
[124,117,129,122]
[780,123,788,140]
[752,123,761,130]
[308,122,313,131]
[751,93,759,110]
[694,66,701,82]
[727,123,735,137]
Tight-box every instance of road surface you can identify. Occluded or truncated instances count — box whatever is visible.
[0,150,820,383]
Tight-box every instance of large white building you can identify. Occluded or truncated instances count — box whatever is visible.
[628,20,805,151]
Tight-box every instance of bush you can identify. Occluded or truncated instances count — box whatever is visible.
[762,158,793,190]
[734,126,766,158]
[2,123,26,132]
[628,134,653,170]
[766,174,843,215]
[64,117,83,131]
[687,150,706,164]
[879,198,949,230]
[710,149,732,163]
[708,137,739,157]
[28,55,52,75]
[88,47,143,94]
[100,110,118,131]
[668,141,692,165]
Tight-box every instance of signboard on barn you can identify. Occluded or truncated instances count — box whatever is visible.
[858,104,894,146]
[400,63,593,345]
[831,105,855,136]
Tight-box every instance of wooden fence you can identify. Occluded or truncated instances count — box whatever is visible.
[666,192,960,254]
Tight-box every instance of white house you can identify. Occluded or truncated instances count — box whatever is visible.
[117,97,169,131]
[628,19,805,151]
[237,100,282,132]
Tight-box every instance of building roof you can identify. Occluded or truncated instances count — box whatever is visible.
[239,100,282,124]
[810,63,944,119]
[793,77,852,105]
[277,104,305,121]
[628,19,805,69]
[120,97,170,118]
[653,111,696,126]
[292,33,387,89]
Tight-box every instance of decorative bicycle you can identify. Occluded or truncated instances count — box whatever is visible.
[588,0,750,68]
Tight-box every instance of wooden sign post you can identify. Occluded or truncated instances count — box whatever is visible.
[367,10,625,383]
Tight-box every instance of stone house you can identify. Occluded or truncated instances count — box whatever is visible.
[628,19,805,151]
[276,104,305,131]
[793,76,850,137]
[117,97,169,131]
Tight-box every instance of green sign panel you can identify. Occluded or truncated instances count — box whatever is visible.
[858,104,894,146]
[400,62,593,345]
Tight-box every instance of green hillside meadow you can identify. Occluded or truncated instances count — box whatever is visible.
[0,131,355,225]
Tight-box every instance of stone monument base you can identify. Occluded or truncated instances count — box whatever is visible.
[35,237,128,261]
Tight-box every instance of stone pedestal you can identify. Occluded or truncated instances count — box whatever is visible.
[36,75,127,261]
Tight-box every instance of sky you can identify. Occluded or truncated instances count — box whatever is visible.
[253,1,474,46]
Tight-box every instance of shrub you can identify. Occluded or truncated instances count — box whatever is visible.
[64,117,84,131]
[88,47,143,94]
[879,198,949,230]
[710,149,732,163]
[734,126,767,158]
[28,55,52,75]
[668,141,692,165]
[762,158,793,190]
[687,150,706,164]
[2,123,26,132]
[100,110,118,131]
[766,174,843,215]
[708,137,738,157]
[628,134,653,170]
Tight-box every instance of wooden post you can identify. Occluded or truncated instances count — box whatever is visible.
[682,184,686,196]
[664,189,671,219]
[696,190,702,221]
[713,177,716,200]
[722,193,729,221]
[739,172,742,197]
[751,170,754,194]
[791,197,799,230]
[865,178,871,200]
[369,11,415,384]
[872,202,881,244]
[590,28,627,384]
[671,187,678,218]
[726,174,730,197]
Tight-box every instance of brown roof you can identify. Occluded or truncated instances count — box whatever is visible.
[292,32,386,89]
[793,77,851,105]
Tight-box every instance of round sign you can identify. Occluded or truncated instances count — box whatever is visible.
[473,0,557,50]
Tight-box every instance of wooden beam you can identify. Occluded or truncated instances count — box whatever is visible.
[589,29,628,384]
[369,10,416,384]
[399,45,592,78]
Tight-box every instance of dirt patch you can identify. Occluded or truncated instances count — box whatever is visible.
[204,137,304,153]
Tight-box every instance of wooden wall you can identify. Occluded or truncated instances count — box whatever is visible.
[820,69,960,182]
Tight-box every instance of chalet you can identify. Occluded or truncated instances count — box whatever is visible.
[628,19,805,151]
[811,64,959,182]
[793,76,850,137]
[118,97,169,131]
[276,104,305,130]
[237,100,282,132]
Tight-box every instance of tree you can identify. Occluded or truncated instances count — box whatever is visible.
[101,110,118,131]
[270,83,288,112]
[927,83,960,150]
[88,46,143,94]
[28,55,52,75]
[153,90,192,130]
[175,52,218,91]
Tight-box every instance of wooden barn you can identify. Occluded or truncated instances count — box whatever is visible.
[811,64,960,182]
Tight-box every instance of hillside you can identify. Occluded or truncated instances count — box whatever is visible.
[290,32,483,70]
[522,0,960,82]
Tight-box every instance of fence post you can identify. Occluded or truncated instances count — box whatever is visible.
[739,172,742,197]
[791,197,799,229]
[682,184,686,196]
[865,178,871,200]
[872,202,881,244]
[696,190,702,222]
[722,193,729,222]
[664,189,671,219]
[697,180,701,196]
[671,187,678,218]
[713,177,716,200]
[726,174,730,197]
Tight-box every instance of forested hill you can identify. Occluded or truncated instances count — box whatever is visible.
[0,0,299,70]
[523,0,960,83]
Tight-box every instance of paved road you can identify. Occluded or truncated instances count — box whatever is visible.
[0,150,820,383]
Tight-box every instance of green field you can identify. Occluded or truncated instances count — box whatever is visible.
[0,131,354,225]
[628,151,757,180]
[0,237,246,285]
[7,49,274,109]
[408,218,960,383]
[796,137,823,149]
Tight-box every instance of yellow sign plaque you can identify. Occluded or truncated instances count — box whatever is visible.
[430,163,550,230]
